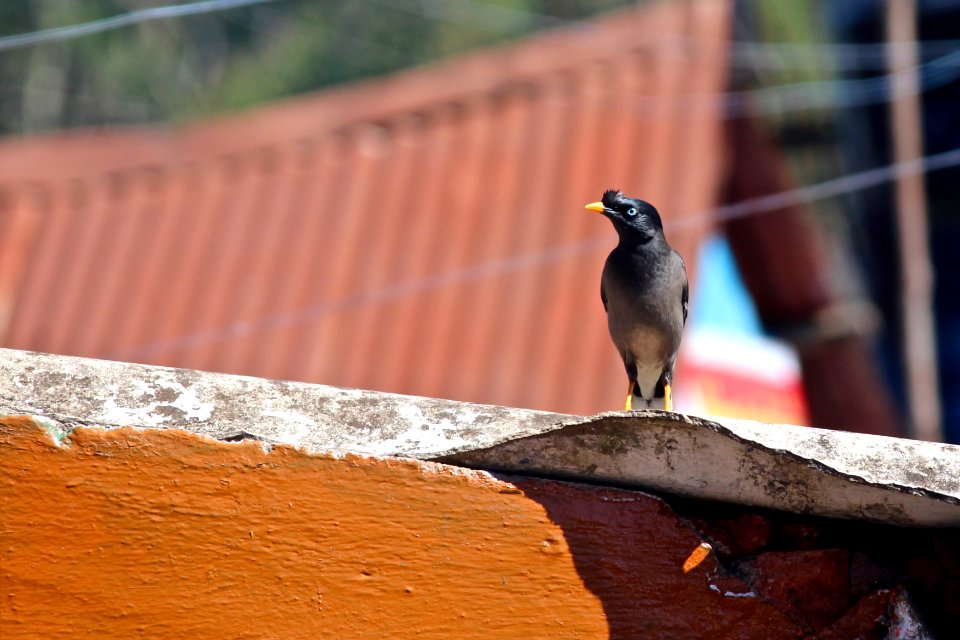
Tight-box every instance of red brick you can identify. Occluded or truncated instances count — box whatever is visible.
[513,479,807,639]
[748,549,850,631]
[692,513,773,556]
[808,589,894,640]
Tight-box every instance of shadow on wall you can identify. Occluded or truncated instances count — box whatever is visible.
[509,475,960,639]
[506,476,804,639]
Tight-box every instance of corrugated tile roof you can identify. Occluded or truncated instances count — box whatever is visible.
[0,0,731,415]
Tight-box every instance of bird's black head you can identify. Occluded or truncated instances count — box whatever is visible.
[585,189,663,242]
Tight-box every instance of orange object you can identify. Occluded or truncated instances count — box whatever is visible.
[683,542,714,573]
[1,415,808,638]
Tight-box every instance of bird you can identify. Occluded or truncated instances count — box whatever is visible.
[585,190,688,411]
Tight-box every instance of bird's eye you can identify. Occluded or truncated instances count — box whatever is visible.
[626,207,638,217]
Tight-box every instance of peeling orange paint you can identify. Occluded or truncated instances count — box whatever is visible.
[1,417,607,638]
[682,542,714,574]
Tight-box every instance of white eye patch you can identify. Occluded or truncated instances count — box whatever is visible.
[626,207,638,217]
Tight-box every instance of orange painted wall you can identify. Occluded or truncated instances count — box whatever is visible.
[1,417,608,638]
[1,416,809,638]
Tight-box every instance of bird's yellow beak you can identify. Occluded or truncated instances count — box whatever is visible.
[584,202,605,214]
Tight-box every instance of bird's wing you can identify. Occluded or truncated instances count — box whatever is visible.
[677,251,688,326]
[600,281,609,312]
[682,279,689,326]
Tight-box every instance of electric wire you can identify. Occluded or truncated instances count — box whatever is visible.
[3,0,955,359]
[0,0,276,52]
[110,145,960,360]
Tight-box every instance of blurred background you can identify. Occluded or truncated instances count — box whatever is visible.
[0,0,957,443]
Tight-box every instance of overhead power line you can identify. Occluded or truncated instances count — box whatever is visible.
[726,38,960,71]
[7,38,958,123]
[0,0,276,52]
[2,0,957,124]
[700,147,960,224]
[728,48,960,115]
[111,145,960,360]
[382,0,960,71]
[379,0,960,118]
[496,46,960,120]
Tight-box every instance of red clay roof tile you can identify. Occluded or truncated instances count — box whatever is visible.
[0,1,731,415]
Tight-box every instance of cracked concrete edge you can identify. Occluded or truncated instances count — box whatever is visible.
[2,348,959,526]
[0,348,568,457]
[439,412,960,527]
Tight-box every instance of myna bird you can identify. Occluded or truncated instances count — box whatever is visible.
[585,190,687,411]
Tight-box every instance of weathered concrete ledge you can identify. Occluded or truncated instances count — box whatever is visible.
[2,348,958,526]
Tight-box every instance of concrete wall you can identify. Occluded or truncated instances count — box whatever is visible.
[2,349,958,637]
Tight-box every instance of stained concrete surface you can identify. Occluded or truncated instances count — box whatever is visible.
[1,347,958,526]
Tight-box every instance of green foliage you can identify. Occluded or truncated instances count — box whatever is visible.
[0,0,639,134]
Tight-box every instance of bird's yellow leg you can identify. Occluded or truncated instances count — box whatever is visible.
[664,383,673,412]
[624,380,635,411]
